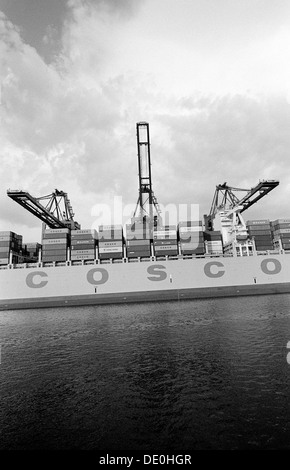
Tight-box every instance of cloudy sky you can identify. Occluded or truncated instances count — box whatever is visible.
[1,0,290,242]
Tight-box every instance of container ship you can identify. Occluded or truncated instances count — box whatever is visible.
[1,122,290,311]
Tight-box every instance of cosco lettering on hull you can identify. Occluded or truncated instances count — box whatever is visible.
[25,258,283,289]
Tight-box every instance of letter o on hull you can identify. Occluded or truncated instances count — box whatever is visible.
[204,261,225,278]
[261,258,281,275]
[87,268,109,285]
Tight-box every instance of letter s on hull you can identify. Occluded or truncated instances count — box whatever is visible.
[87,268,109,285]
[147,265,167,281]
[26,271,48,288]
[204,261,225,278]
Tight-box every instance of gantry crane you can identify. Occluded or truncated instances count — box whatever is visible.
[133,122,161,226]
[206,179,279,244]
[7,189,80,230]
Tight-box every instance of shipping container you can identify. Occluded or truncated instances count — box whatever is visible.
[98,247,123,253]
[153,235,177,241]
[154,230,177,236]
[246,220,270,225]
[178,221,203,227]
[71,229,98,237]
[206,241,223,246]
[127,252,151,258]
[99,225,123,231]
[273,228,290,235]
[42,255,67,261]
[178,226,203,233]
[126,239,151,246]
[71,234,98,241]
[99,241,123,247]
[155,250,178,256]
[42,244,67,251]
[154,244,177,251]
[179,236,204,244]
[0,235,14,242]
[44,228,70,234]
[42,238,68,245]
[247,229,272,236]
[42,232,68,239]
[272,219,290,225]
[71,239,96,245]
[0,247,10,253]
[251,235,272,241]
[71,254,95,260]
[71,243,96,250]
[0,231,17,237]
[153,240,178,246]
[42,249,67,256]
[181,249,205,255]
[0,242,12,249]
[203,231,222,240]
[98,253,123,260]
[70,249,95,255]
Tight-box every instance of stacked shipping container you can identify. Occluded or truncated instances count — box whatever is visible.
[203,230,223,254]
[71,229,97,260]
[41,228,69,262]
[25,242,41,262]
[126,221,152,258]
[153,226,178,256]
[271,219,290,251]
[178,221,205,255]
[246,220,274,251]
[0,231,22,265]
[98,225,123,259]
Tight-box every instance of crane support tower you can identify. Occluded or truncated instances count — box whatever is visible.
[133,122,161,226]
[7,189,80,230]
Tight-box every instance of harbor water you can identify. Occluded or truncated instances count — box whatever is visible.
[1,294,290,450]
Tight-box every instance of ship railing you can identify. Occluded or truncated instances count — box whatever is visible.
[2,249,289,270]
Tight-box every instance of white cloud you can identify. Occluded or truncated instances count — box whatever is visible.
[1,1,290,243]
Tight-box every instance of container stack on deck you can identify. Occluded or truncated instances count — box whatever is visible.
[153,225,178,256]
[246,220,274,251]
[0,231,22,265]
[125,221,152,258]
[203,230,223,254]
[41,228,69,262]
[178,221,205,255]
[271,219,290,251]
[70,229,97,261]
[25,242,41,262]
[98,225,123,259]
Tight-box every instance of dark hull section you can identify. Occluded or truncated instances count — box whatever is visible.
[1,282,290,310]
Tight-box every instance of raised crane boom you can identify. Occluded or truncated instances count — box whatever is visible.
[7,189,80,229]
[209,179,279,220]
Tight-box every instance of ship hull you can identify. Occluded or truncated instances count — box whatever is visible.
[1,254,290,310]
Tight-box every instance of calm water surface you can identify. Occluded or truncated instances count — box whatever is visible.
[1,294,290,450]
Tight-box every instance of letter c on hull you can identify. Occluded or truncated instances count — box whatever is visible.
[87,268,109,285]
[26,271,48,288]
[204,261,225,278]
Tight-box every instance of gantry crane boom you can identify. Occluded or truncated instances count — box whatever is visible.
[7,189,80,229]
[209,179,279,220]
